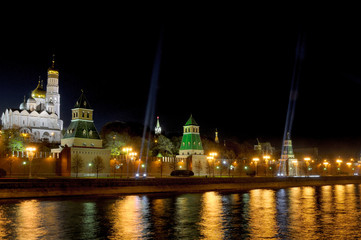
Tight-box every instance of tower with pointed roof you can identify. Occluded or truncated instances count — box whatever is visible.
[279,132,298,176]
[176,115,207,175]
[179,115,204,156]
[56,90,110,177]
[62,90,101,148]
[215,128,219,144]
[155,116,162,135]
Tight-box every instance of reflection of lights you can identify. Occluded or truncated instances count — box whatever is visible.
[200,192,224,239]
[17,200,45,239]
[249,189,277,238]
[109,196,147,239]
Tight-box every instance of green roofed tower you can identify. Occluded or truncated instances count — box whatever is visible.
[61,90,102,148]
[179,115,204,155]
[55,90,111,177]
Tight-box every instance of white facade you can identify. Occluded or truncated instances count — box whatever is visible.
[1,61,63,143]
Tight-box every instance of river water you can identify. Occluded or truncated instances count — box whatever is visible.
[1,184,361,239]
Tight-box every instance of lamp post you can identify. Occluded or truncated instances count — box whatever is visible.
[336,159,341,175]
[122,147,132,178]
[252,157,259,176]
[263,155,270,176]
[208,152,217,177]
[323,160,329,175]
[304,157,311,176]
[129,152,138,177]
[25,147,36,178]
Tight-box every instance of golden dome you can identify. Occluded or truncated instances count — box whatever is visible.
[31,80,46,98]
[48,55,59,75]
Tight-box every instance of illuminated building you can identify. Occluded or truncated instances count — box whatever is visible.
[177,115,207,175]
[179,115,204,156]
[53,90,110,177]
[155,116,162,135]
[279,132,298,176]
[1,56,63,142]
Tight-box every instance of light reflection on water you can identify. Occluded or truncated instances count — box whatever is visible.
[2,184,361,239]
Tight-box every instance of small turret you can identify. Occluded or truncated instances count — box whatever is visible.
[155,116,162,135]
[215,128,219,144]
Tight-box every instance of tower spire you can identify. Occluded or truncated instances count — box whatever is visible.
[215,128,219,144]
[155,116,162,135]
[51,54,55,69]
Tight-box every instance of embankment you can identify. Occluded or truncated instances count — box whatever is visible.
[1,176,361,199]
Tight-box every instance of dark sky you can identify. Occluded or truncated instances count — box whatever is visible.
[1,8,361,156]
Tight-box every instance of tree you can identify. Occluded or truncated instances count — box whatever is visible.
[92,156,105,178]
[3,128,26,154]
[71,154,84,178]
[193,159,202,176]
[205,160,214,177]
[151,135,174,157]
[7,155,16,177]
[222,149,236,176]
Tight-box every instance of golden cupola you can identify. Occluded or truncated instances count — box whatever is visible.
[31,80,46,98]
[48,54,59,76]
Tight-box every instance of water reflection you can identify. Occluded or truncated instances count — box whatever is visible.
[16,200,46,240]
[288,187,318,239]
[1,184,361,239]
[249,189,277,239]
[200,192,224,239]
[109,195,150,239]
[174,194,202,239]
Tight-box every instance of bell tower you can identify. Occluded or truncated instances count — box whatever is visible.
[46,55,60,117]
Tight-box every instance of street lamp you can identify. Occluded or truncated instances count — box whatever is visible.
[208,152,217,177]
[263,155,270,176]
[129,152,138,177]
[122,147,132,178]
[304,157,311,176]
[252,157,259,176]
[25,147,36,178]
[323,160,329,175]
[336,159,342,174]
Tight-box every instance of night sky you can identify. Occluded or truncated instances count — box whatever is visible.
[1,8,361,156]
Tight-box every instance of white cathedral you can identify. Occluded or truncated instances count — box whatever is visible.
[1,58,63,143]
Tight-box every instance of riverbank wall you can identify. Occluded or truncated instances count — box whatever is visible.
[1,176,361,199]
